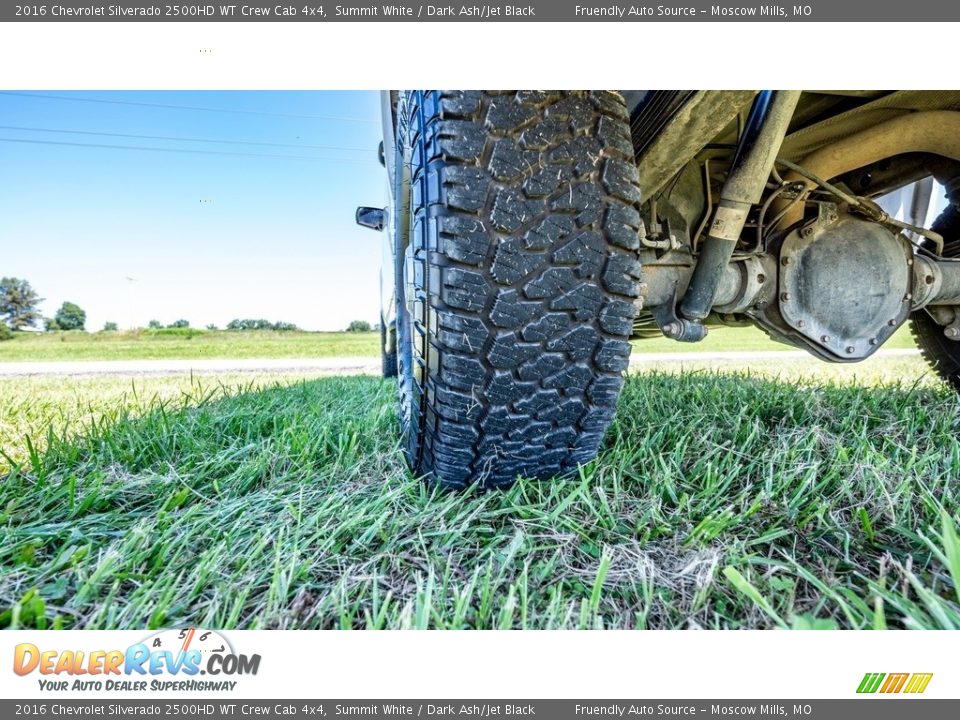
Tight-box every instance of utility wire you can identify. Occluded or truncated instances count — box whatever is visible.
[0,124,372,153]
[0,91,379,123]
[0,136,373,163]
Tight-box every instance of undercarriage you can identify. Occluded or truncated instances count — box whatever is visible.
[360,90,960,488]
[631,90,960,363]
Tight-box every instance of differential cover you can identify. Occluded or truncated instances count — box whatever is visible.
[779,216,913,360]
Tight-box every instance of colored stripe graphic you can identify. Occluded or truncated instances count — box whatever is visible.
[880,673,905,693]
[857,673,885,693]
[857,672,932,694]
[904,674,934,694]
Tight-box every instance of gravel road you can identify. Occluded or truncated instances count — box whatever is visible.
[0,349,921,377]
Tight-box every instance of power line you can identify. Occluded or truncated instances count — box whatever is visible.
[0,91,380,123]
[0,136,373,163]
[0,124,372,153]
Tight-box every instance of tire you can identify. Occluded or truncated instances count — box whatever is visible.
[911,203,960,390]
[392,91,643,489]
[381,316,398,378]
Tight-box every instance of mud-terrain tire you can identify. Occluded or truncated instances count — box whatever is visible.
[381,316,398,378]
[392,90,643,489]
[911,203,960,390]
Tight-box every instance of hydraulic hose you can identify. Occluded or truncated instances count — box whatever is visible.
[680,90,801,321]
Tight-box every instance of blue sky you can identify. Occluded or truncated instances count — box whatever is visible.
[0,90,386,331]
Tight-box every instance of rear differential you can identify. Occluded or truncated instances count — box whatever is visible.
[776,210,913,360]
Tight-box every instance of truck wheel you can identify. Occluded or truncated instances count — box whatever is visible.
[911,203,960,390]
[393,91,642,489]
[381,315,397,378]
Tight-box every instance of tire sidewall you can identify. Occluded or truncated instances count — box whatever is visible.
[392,92,421,471]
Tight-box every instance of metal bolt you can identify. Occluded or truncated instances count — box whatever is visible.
[781,256,791,266]
[869,338,878,346]
[926,274,935,285]
[780,292,791,302]
[946,327,960,340]
[663,323,678,336]
[888,319,897,326]
[821,334,831,343]
[801,227,814,238]
[904,293,913,302]
[907,258,914,266]
[846,346,855,354]
[757,273,766,283]
[797,320,805,328]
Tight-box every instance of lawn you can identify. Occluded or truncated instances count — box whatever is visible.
[0,325,921,362]
[0,329,380,362]
[2,354,959,630]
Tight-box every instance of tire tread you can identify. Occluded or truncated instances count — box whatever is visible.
[400,90,642,488]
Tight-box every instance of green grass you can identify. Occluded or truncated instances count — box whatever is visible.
[2,354,958,630]
[0,325,920,362]
[0,329,379,362]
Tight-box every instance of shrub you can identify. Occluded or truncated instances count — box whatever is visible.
[103,321,119,332]
[168,319,190,329]
[55,302,86,331]
[44,317,60,332]
[143,327,206,338]
[147,320,162,329]
[227,318,271,331]
[0,323,13,342]
[346,320,372,333]
[225,319,297,331]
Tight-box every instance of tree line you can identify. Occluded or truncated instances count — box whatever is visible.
[1,276,375,340]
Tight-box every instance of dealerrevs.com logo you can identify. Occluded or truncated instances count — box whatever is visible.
[13,628,261,692]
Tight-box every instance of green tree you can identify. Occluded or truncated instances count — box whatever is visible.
[346,320,372,333]
[168,319,190,329]
[55,302,86,331]
[103,321,119,332]
[44,317,60,332]
[147,319,162,329]
[227,318,273,330]
[0,323,13,342]
[0,277,43,330]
